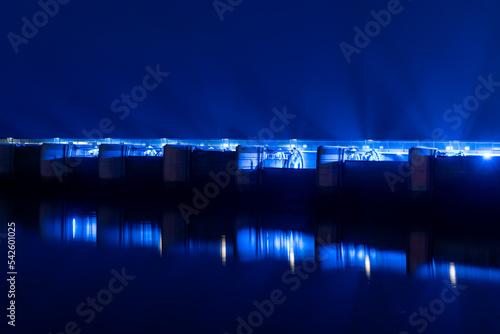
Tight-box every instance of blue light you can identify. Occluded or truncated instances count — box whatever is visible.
[41,213,97,244]
[71,216,97,243]
[415,261,500,282]
[122,221,161,248]
[236,228,314,261]
[320,243,407,274]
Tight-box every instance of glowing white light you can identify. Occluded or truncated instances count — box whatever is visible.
[289,247,295,273]
[446,146,452,150]
[159,237,163,257]
[449,262,457,287]
[72,218,76,239]
[379,146,383,149]
[221,235,227,265]
[365,255,371,279]
[303,144,307,148]
[464,146,470,151]
[483,153,492,160]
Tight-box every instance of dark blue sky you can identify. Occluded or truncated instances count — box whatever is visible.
[2,0,500,140]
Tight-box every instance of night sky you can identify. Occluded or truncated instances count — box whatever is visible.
[2,0,500,140]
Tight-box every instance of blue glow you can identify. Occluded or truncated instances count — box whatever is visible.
[3,0,500,143]
[41,213,97,244]
[236,228,314,262]
[6,139,500,165]
[414,261,500,283]
[71,216,97,243]
[185,239,234,259]
[262,148,305,169]
[319,243,407,274]
[96,220,162,249]
[72,145,99,157]
[121,221,161,248]
[128,145,163,157]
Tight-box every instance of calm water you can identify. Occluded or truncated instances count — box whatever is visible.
[2,193,500,334]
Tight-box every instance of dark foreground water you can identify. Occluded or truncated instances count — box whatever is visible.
[1,193,500,334]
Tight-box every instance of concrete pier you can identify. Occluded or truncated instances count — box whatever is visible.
[98,144,128,186]
[2,140,500,208]
[408,147,437,202]
[163,145,193,191]
[316,146,344,197]
[40,144,69,183]
[236,145,264,193]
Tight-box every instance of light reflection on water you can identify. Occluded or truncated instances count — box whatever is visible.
[319,243,407,275]
[40,211,97,245]
[236,228,315,263]
[4,194,500,334]
[6,197,500,285]
[99,220,161,249]
[414,261,500,283]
